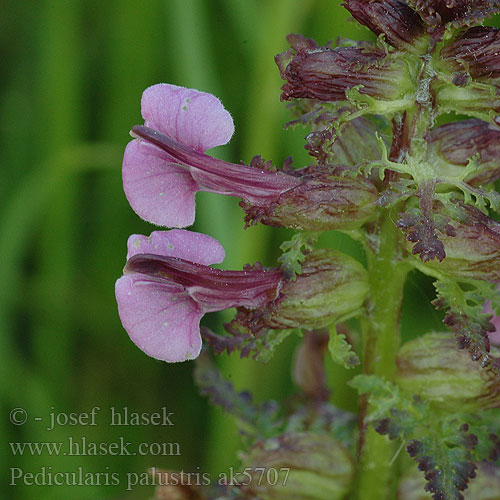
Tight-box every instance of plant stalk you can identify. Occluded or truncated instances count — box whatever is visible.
[354,211,409,500]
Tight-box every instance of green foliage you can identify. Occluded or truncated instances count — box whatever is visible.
[328,327,360,369]
[195,353,358,452]
[433,279,500,375]
[201,325,296,363]
[194,353,283,443]
[351,375,499,500]
[278,231,319,280]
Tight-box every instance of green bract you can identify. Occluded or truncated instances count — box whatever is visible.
[268,249,369,330]
[395,332,500,411]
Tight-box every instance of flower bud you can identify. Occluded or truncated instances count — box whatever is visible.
[416,204,500,282]
[397,462,500,500]
[238,432,354,500]
[427,119,500,186]
[241,166,379,231]
[343,0,428,53]
[395,332,500,411]
[276,34,415,104]
[267,249,368,330]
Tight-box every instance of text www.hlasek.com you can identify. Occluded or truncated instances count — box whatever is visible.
[9,436,180,457]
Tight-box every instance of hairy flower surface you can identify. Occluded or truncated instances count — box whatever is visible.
[115,230,283,362]
[441,26,500,82]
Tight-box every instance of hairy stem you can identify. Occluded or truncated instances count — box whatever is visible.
[354,212,409,500]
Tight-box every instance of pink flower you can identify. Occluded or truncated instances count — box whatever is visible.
[115,230,283,362]
[122,83,298,228]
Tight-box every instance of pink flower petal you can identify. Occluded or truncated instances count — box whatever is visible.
[122,140,198,228]
[126,229,225,265]
[141,83,234,152]
[115,275,203,362]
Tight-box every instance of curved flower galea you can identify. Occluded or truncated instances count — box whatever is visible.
[123,83,378,231]
[122,83,299,228]
[115,230,283,362]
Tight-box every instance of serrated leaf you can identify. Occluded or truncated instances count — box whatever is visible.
[350,375,486,500]
[193,352,282,441]
[433,279,500,375]
[397,180,458,262]
[465,409,500,464]
[202,325,295,363]
[253,329,295,363]
[201,326,250,356]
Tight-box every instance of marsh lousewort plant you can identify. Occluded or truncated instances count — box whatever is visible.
[116,1,500,499]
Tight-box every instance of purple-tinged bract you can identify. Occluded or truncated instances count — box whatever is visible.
[428,118,500,186]
[343,0,427,52]
[407,0,500,28]
[441,27,500,82]
[276,34,412,103]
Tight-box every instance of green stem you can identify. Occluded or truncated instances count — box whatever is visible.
[354,212,409,500]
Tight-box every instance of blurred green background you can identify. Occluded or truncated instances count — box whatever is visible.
[3,1,487,499]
